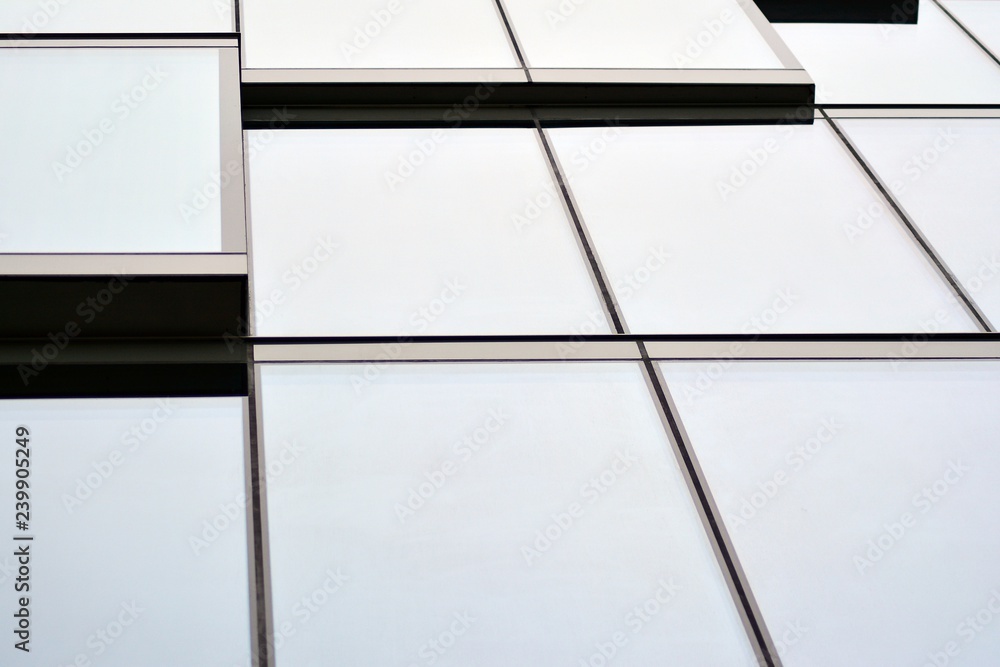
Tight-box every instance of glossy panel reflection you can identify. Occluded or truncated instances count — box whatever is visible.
[548,124,976,334]
[247,129,609,336]
[0,47,226,253]
[942,0,1000,60]
[0,397,251,666]
[502,0,784,69]
[260,362,759,666]
[0,0,234,33]
[840,117,1000,328]
[774,0,1000,104]
[241,0,518,70]
[661,360,1000,667]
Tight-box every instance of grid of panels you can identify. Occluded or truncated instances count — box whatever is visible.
[2,1,999,666]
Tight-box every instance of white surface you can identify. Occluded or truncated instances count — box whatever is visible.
[0,48,223,253]
[0,0,234,33]
[548,124,977,334]
[0,398,250,666]
[661,360,1000,667]
[260,362,760,666]
[242,0,518,69]
[502,0,784,69]
[247,129,610,336]
[943,0,1000,60]
[840,118,1000,328]
[775,0,1000,104]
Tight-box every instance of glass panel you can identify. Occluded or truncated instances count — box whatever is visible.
[242,0,518,69]
[0,397,250,666]
[502,0,784,69]
[942,0,1000,61]
[260,362,759,666]
[247,129,610,336]
[774,0,1000,104]
[0,47,225,253]
[547,124,977,334]
[839,118,1000,327]
[660,360,1000,667]
[0,0,234,33]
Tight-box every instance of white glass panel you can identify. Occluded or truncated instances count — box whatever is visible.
[774,0,1000,104]
[942,0,1000,60]
[242,0,518,69]
[0,0,234,33]
[839,118,1000,328]
[247,129,609,336]
[0,48,224,253]
[502,0,784,69]
[0,397,250,666]
[260,362,759,666]
[660,360,1000,667]
[548,124,976,334]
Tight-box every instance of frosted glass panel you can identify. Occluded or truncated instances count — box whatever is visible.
[502,0,784,69]
[247,129,609,336]
[0,0,234,33]
[260,362,759,666]
[242,0,518,69]
[774,0,1000,104]
[0,398,250,666]
[548,124,976,334]
[660,360,1000,667]
[0,48,224,253]
[840,118,1000,328]
[942,0,1000,60]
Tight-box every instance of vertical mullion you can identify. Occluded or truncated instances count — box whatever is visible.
[637,343,782,667]
[246,346,273,667]
[822,109,995,332]
[492,0,532,81]
[933,0,1000,68]
[533,122,628,334]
